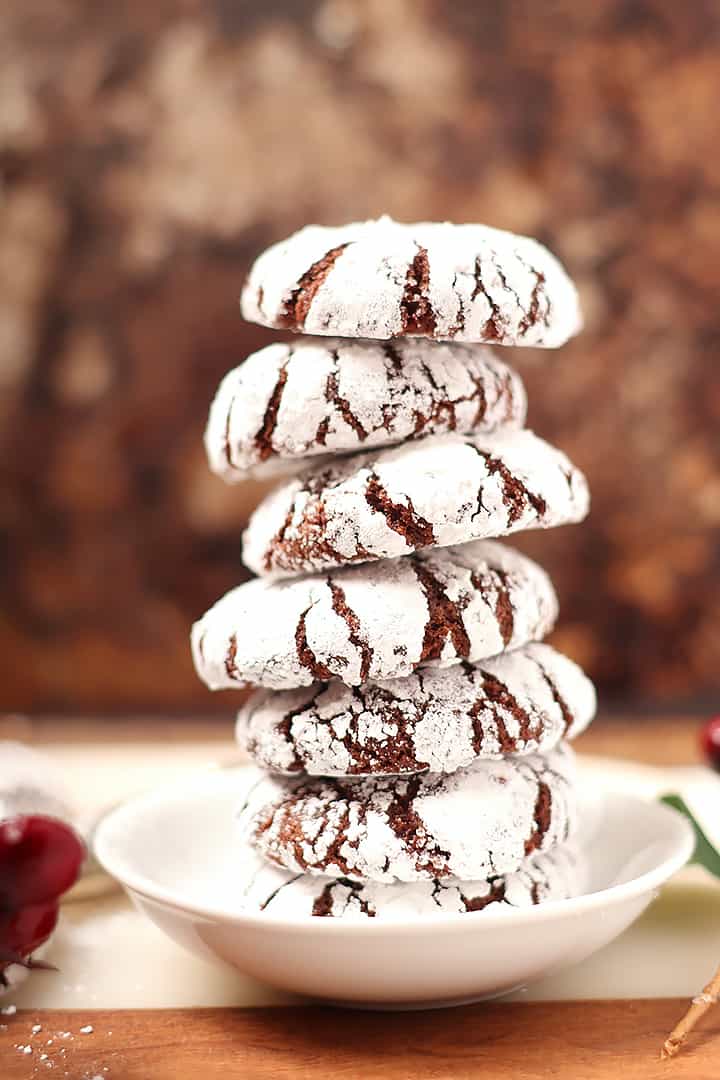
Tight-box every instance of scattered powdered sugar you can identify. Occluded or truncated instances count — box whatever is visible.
[236,642,596,776]
[240,743,577,883]
[6,1019,111,1074]
[237,841,586,919]
[205,338,526,479]
[192,539,558,691]
[240,217,582,348]
[242,429,589,577]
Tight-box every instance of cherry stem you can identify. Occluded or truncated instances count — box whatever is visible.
[662,962,720,1058]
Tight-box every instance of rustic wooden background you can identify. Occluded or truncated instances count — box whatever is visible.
[1,0,718,712]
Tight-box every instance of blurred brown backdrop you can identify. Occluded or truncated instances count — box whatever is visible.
[1,0,719,713]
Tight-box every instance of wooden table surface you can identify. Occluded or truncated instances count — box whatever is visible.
[2,1002,719,1079]
[0,711,714,1078]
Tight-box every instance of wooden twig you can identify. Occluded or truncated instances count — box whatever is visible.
[662,964,720,1058]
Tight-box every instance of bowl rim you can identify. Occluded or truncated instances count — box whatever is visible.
[94,766,695,935]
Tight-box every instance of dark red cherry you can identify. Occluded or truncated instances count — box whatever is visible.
[0,900,59,960]
[0,815,85,910]
[701,716,720,772]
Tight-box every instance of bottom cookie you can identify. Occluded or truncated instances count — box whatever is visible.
[237,844,585,920]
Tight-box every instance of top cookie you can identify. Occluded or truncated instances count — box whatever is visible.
[205,338,526,480]
[240,217,581,347]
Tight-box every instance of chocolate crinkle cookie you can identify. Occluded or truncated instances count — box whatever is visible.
[242,428,589,577]
[238,743,577,884]
[205,338,527,480]
[191,540,558,691]
[235,643,596,777]
[241,217,581,348]
[237,842,586,919]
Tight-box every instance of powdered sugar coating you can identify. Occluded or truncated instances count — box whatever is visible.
[242,429,590,578]
[237,842,586,919]
[240,743,576,883]
[205,339,527,480]
[191,540,558,691]
[241,217,581,348]
[236,643,596,776]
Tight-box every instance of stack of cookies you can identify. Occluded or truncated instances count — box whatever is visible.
[192,218,596,920]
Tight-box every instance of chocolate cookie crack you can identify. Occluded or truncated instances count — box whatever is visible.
[312,880,375,918]
[314,417,331,446]
[491,250,526,320]
[365,471,436,549]
[295,606,335,681]
[520,268,546,334]
[223,393,236,467]
[532,658,574,734]
[325,361,368,440]
[469,372,489,427]
[254,358,290,461]
[279,244,349,329]
[274,687,326,772]
[255,799,316,873]
[476,669,541,751]
[471,568,514,647]
[514,253,551,333]
[265,483,372,572]
[413,562,471,662]
[382,341,404,373]
[469,445,547,525]
[225,634,238,680]
[447,271,467,337]
[328,580,374,682]
[259,873,304,912]
[498,368,517,424]
[386,776,451,877]
[320,804,356,876]
[321,688,426,775]
[471,256,504,341]
[400,246,437,334]
[462,878,507,912]
[524,779,552,856]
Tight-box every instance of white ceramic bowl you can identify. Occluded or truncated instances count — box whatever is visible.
[94,766,694,1009]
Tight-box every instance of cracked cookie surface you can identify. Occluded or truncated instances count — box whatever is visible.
[240,217,581,347]
[191,540,558,690]
[205,338,526,479]
[237,842,585,919]
[238,743,576,883]
[242,429,589,577]
[236,643,596,776]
